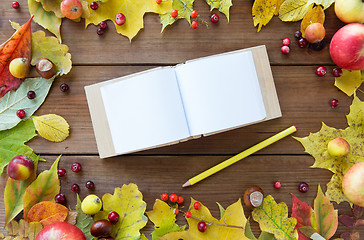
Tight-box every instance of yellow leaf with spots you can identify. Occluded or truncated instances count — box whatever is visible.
[94,184,148,240]
[33,114,69,142]
[279,0,314,22]
[274,0,285,15]
[334,69,362,96]
[301,5,325,37]
[206,0,232,21]
[252,0,280,32]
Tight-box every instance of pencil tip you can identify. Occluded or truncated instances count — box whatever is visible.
[182,181,191,188]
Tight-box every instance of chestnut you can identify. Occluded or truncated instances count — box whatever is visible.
[35,58,56,79]
[243,185,264,208]
[90,219,113,237]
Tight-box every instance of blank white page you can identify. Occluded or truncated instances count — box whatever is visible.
[175,51,266,136]
[100,67,190,154]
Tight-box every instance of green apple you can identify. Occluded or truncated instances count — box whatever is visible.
[327,137,350,157]
[335,0,364,23]
[342,161,364,207]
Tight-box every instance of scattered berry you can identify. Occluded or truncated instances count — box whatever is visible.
[156,0,161,4]
[16,109,26,119]
[210,13,219,23]
[60,83,69,92]
[191,10,198,19]
[161,193,169,201]
[294,30,302,39]
[281,46,290,54]
[71,183,80,192]
[191,20,199,29]
[194,201,201,210]
[97,28,104,36]
[282,38,290,46]
[274,181,281,189]
[297,38,308,48]
[71,162,82,172]
[12,1,20,9]
[57,168,66,177]
[332,67,343,78]
[86,180,95,189]
[55,193,67,205]
[309,40,325,51]
[108,211,119,224]
[330,99,339,108]
[27,91,36,99]
[298,182,309,193]
[315,66,327,77]
[170,193,178,202]
[177,196,184,204]
[185,211,191,218]
[173,208,179,215]
[171,9,178,18]
[90,1,98,10]
[99,21,108,29]
[197,221,207,232]
[115,13,126,25]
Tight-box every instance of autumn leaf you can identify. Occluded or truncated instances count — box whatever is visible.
[0,17,32,98]
[85,0,173,40]
[205,0,232,21]
[75,194,94,240]
[295,96,364,204]
[23,156,61,219]
[160,0,194,32]
[94,184,148,240]
[334,70,362,96]
[291,194,315,240]
[26,201,69,227]
[307,0,335,10]
[279,0,314,22]
[244,220,275,240]
[27,222,43,240]
[252,195,298,240]
[252,0,281,32]
[33,114,69,142]
[301,6,325,37]
[6,221,19,236]
[36,0,63,18]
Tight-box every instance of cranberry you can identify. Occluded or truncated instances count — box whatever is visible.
[274,181,281,189]
[90,1,98,10]
[71,183,80,192]
[333,67,343,78]
[282,38,290,46]
[330,99,339,108]
[197,221,207,232]
[115,13,126,25]
[210,13,219,23]
[281,46,290,54]
[191,20,199,29]
[60,83,69,92]
[27,91,36,99]
[71,162,82,172]
[55,193,67,205]
[57,168,66,177]
[108,211,119,224]
[12,1,20,9]
[298,182,309,193]
[100,21,108,29]
[294,30,302,39]
[86,180,95,189]
[16,109,26,119]
[97,28,104,36]
[161,193,168,201]
[316,66,327,77]
[298,38,308,48]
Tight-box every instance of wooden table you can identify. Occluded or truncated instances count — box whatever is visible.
[0,1,361,238]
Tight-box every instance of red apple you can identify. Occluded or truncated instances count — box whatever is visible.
[335,0,364,24]
[60,0,83,20]
[329,23,364,70]
[327,138,350,157]
[35,222,86,240]
[342,161,364,207]
[7,155,34,181]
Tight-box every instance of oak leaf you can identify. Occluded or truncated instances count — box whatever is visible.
[26,201,69,227]
[300,6,325,37]
[252,0,281,32]
[0,17,32,98]
[279,0,314,22]
[33,114,69,142]
[334,70,362,96]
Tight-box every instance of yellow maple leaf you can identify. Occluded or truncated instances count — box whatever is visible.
[85,0,173,40]
[33,114,69,142]
[301,5,325,37]
[334,69,362,96]
[252,0,280,32]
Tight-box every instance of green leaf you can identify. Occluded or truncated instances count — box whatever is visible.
[23,156,61,219]
[75,194,94,240]
[252,195,298,240]
[160,0,195,32]
[279,0,314,22]
[36,0,63,18]
[28,0,62,41]
[245,220,257,240]
[216,202,226,219]
[0,119,39,175]
[307,0,334,10]
[205,0,232,21]
[0,76,56,131]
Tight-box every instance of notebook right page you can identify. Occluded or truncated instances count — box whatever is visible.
[175,50,266,136]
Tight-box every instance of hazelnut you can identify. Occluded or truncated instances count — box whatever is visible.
[35,58,56,79]
[243,185,264,208]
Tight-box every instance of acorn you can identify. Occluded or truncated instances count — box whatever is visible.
[35,58,56,79]
[243,185,264,208]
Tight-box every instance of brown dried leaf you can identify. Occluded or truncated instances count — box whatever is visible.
[27,222,42,240]
[6,221,19,236]
[301,5,325,37]
[27,201,68,227]
[65,211,78,225]
[18,220,29,237]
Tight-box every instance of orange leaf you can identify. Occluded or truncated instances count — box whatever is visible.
[26,201,68,227]
[301,6,325,38]
[0,16,32,98]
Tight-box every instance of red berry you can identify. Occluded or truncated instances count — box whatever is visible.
[191,21,199,29]
[156,0,162,4]
[86,180,95,189]
[57,168,66,177]
[173,208,179,215]
[281,46,290,54]
[55,193,66,205]
[191,10,198,19]
[316,66,327,77]
[161,193,168,201]
[90,1,98,10]
[170,193,178,202]
[194,201,201,210]
[108,211,119,224]
[171,9,178,18]
[12,1,19,9]
[115,13,126,25]
[71,162,82,172]
[197,221,207,232]
[210,13,219,23]
[330,99,339,108]
[16,109,26,119]
[294,30,302,39]
[298,182,309,193]
[274,181,281,189]
[71,183,80,192]
[282,38,290,46]
[332,67,343,78]
[27,91,36,99]
[177,196,184,204]
[60,83,69,92]
[97,28,104,36]
[185,211,191,218]
[100,21,108,29]
[298,38,308,48]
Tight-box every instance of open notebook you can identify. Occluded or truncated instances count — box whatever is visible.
[85,45,281,158]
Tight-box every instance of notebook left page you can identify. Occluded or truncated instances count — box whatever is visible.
[100,67,190,154]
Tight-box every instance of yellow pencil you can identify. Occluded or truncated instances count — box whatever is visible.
[182,126,297,187]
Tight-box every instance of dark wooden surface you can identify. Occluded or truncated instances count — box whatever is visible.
[0,0,361,238]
